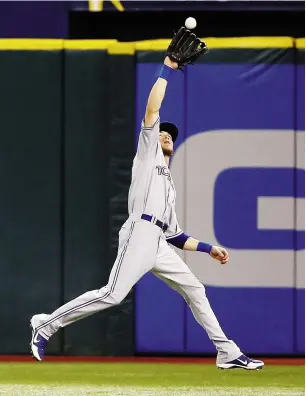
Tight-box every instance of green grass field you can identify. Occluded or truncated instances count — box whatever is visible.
[0,362,304,396]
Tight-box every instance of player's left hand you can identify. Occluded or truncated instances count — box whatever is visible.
[210,246,229,265]
[164,56,178,69]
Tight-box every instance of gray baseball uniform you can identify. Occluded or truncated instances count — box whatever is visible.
[36,117,241,363]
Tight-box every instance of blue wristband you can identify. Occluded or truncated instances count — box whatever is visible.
[197,242,213,254]
[158,65,174,81]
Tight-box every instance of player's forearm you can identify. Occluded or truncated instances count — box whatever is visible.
[167,233,212,253]
[183,237,200,251]
[145,77,168,116]
[144,57,178,127]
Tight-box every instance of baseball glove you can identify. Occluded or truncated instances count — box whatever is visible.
[166,26,208,69]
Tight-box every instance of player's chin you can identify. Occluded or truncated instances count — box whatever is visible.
[162,147,174,156]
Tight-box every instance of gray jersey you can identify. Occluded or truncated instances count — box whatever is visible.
[128,118,182,239]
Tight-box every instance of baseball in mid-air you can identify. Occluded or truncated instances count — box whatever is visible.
[185,17,197,30]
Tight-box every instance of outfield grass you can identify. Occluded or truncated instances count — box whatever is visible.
[0,362,304,396]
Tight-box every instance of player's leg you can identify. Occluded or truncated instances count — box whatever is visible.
[153,240,241,363]
[153,239,263,369]
[31,219,161,360]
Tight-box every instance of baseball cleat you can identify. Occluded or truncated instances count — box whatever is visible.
[30,314,49,361]
[217,354,264,370]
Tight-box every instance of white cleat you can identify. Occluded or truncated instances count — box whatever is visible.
[217,354,264,370]
[30,314,49,361]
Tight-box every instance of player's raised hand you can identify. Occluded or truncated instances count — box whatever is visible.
[210,246,229,265]
[164,56,179,70]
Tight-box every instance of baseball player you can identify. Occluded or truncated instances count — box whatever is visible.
[30,29,264,370]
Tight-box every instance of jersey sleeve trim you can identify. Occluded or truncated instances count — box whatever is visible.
[166,230,183,240]
[141,116,160,131]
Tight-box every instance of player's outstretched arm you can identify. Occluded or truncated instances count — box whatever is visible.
[144,57,178,128]
[167,233,229,265]
[183,237,229,265]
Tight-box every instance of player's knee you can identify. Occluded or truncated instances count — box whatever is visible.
[108,292,125,306]
[197,283,207,297]
[188,283,207,301]
[98,284,125,306]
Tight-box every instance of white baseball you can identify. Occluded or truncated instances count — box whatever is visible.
[185,17,197,30]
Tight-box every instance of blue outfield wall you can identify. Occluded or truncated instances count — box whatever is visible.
[295,60,305,354]
[135,42,305,356]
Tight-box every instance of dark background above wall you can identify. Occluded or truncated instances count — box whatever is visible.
[0,1,303,39]
[69,9,305,40]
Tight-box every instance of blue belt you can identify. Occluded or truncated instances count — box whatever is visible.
[141,214,168,232]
